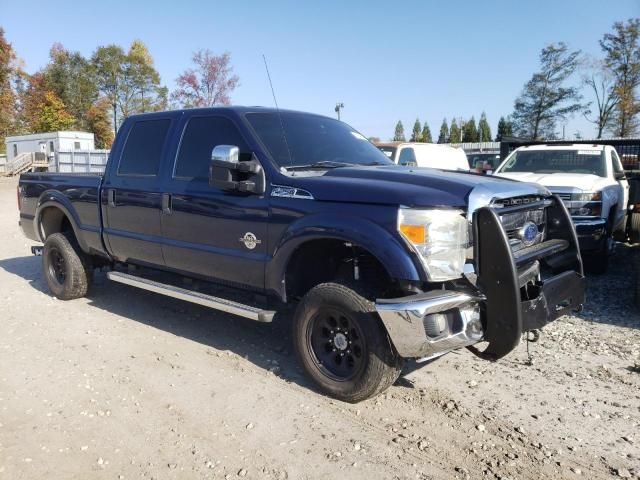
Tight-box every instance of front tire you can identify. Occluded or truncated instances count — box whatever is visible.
[43,232,91,300]
[292,282,402,403]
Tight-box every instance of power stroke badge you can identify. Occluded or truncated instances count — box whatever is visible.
[239,232,262,250]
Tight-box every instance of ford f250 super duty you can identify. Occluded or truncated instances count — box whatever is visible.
[18,107,585,402]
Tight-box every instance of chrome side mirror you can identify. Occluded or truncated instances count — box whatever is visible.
[211,145,239,164]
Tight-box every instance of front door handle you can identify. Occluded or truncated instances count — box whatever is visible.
[107,189,116,207]
[162,193,172,215]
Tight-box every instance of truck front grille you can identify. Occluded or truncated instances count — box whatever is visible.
[491,196,549,252]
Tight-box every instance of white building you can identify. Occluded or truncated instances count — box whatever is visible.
[5,131,95,160]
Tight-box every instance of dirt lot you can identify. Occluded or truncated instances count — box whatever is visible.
[1,176,639,480]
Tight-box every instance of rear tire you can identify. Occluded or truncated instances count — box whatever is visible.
[292,282,403,403]
[43,232,91,300]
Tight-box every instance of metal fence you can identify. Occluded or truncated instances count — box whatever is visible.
[50,150,110,173]
[0,155,6,175]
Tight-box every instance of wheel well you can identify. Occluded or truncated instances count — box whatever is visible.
[285,239,393,301]
[39,207,74,241]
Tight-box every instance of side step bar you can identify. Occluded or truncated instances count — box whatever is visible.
[106,271,275,323]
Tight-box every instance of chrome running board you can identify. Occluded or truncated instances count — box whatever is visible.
[106,271,275,323]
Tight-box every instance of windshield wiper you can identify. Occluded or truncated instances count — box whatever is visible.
[284,161,354,171]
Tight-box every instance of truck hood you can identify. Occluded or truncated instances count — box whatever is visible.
[286,166,549,208]
[495,172,610,192]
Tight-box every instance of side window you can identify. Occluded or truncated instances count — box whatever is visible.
[174,116,249,181]
[118,119,171,176]
[398,147,416,166]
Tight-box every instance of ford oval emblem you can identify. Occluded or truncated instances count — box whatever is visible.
[519,222,539,246]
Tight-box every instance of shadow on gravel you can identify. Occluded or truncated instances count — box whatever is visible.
[578,243,640,329]
[0,255,426,396]
[0,255,49,294]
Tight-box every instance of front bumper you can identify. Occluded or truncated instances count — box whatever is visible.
[573,218,606,251]
[376,195,585,361]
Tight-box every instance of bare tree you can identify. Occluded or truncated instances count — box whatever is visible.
[583,60,619,138]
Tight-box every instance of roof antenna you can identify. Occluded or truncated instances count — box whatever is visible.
[262,54,293,171]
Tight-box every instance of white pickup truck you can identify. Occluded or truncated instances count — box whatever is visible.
[494,144,629,273]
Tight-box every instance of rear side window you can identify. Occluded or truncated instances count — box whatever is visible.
[174,116,249,181]
[118,119,171,176]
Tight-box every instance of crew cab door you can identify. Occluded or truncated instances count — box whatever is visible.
[159,114,268,290]
[102,116,175,266]
[610,148,629,227]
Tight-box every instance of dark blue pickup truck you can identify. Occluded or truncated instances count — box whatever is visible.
[18,107,585,402]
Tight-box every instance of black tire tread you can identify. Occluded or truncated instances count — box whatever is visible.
[293,282,402,403]
[43,232,91,300]
[630,212,640,244]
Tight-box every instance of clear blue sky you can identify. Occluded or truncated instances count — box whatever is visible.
[1,0,638,139]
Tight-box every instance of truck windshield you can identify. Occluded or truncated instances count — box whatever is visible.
[246,112,393,170]
[499,149,606,177]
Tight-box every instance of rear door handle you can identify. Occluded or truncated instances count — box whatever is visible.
[162,193,172,215]
[107,189,116,207]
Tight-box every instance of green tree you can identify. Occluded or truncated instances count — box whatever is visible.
[512,43,584,139]
[421,122,432,143]
[478,112,492,142]
[393,120,406,141]
[122,40,165,115]
[91,45,125,136]
[449,118,460,143]
[43,44,97,131]
[600,18,640,137]
[437,118,449,143]
[462,116,479,142]
[91,41,165,136]
[495,116,514,141]
[410,118,422,141]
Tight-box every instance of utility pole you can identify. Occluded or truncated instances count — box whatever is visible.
[335,102,344,120]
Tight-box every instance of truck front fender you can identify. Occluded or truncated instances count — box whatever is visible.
[265,213,423,300]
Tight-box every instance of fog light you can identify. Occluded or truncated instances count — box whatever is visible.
[424,313,448,338]
[461,305,483,340]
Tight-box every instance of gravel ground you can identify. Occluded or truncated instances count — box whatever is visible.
[0,176,639,480]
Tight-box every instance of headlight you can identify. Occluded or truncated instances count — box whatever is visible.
[570,204,602,217]
[398,208,468,281]
[571,191,601,201]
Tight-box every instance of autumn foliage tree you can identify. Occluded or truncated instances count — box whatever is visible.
[86,97,114,148]
[0,28,19,152]
[172,50,239,108]
[23,74,75,132]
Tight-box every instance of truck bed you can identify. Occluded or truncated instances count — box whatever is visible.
[19,172,105,255]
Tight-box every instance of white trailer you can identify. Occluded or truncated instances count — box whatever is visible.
[5,131,95,161]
